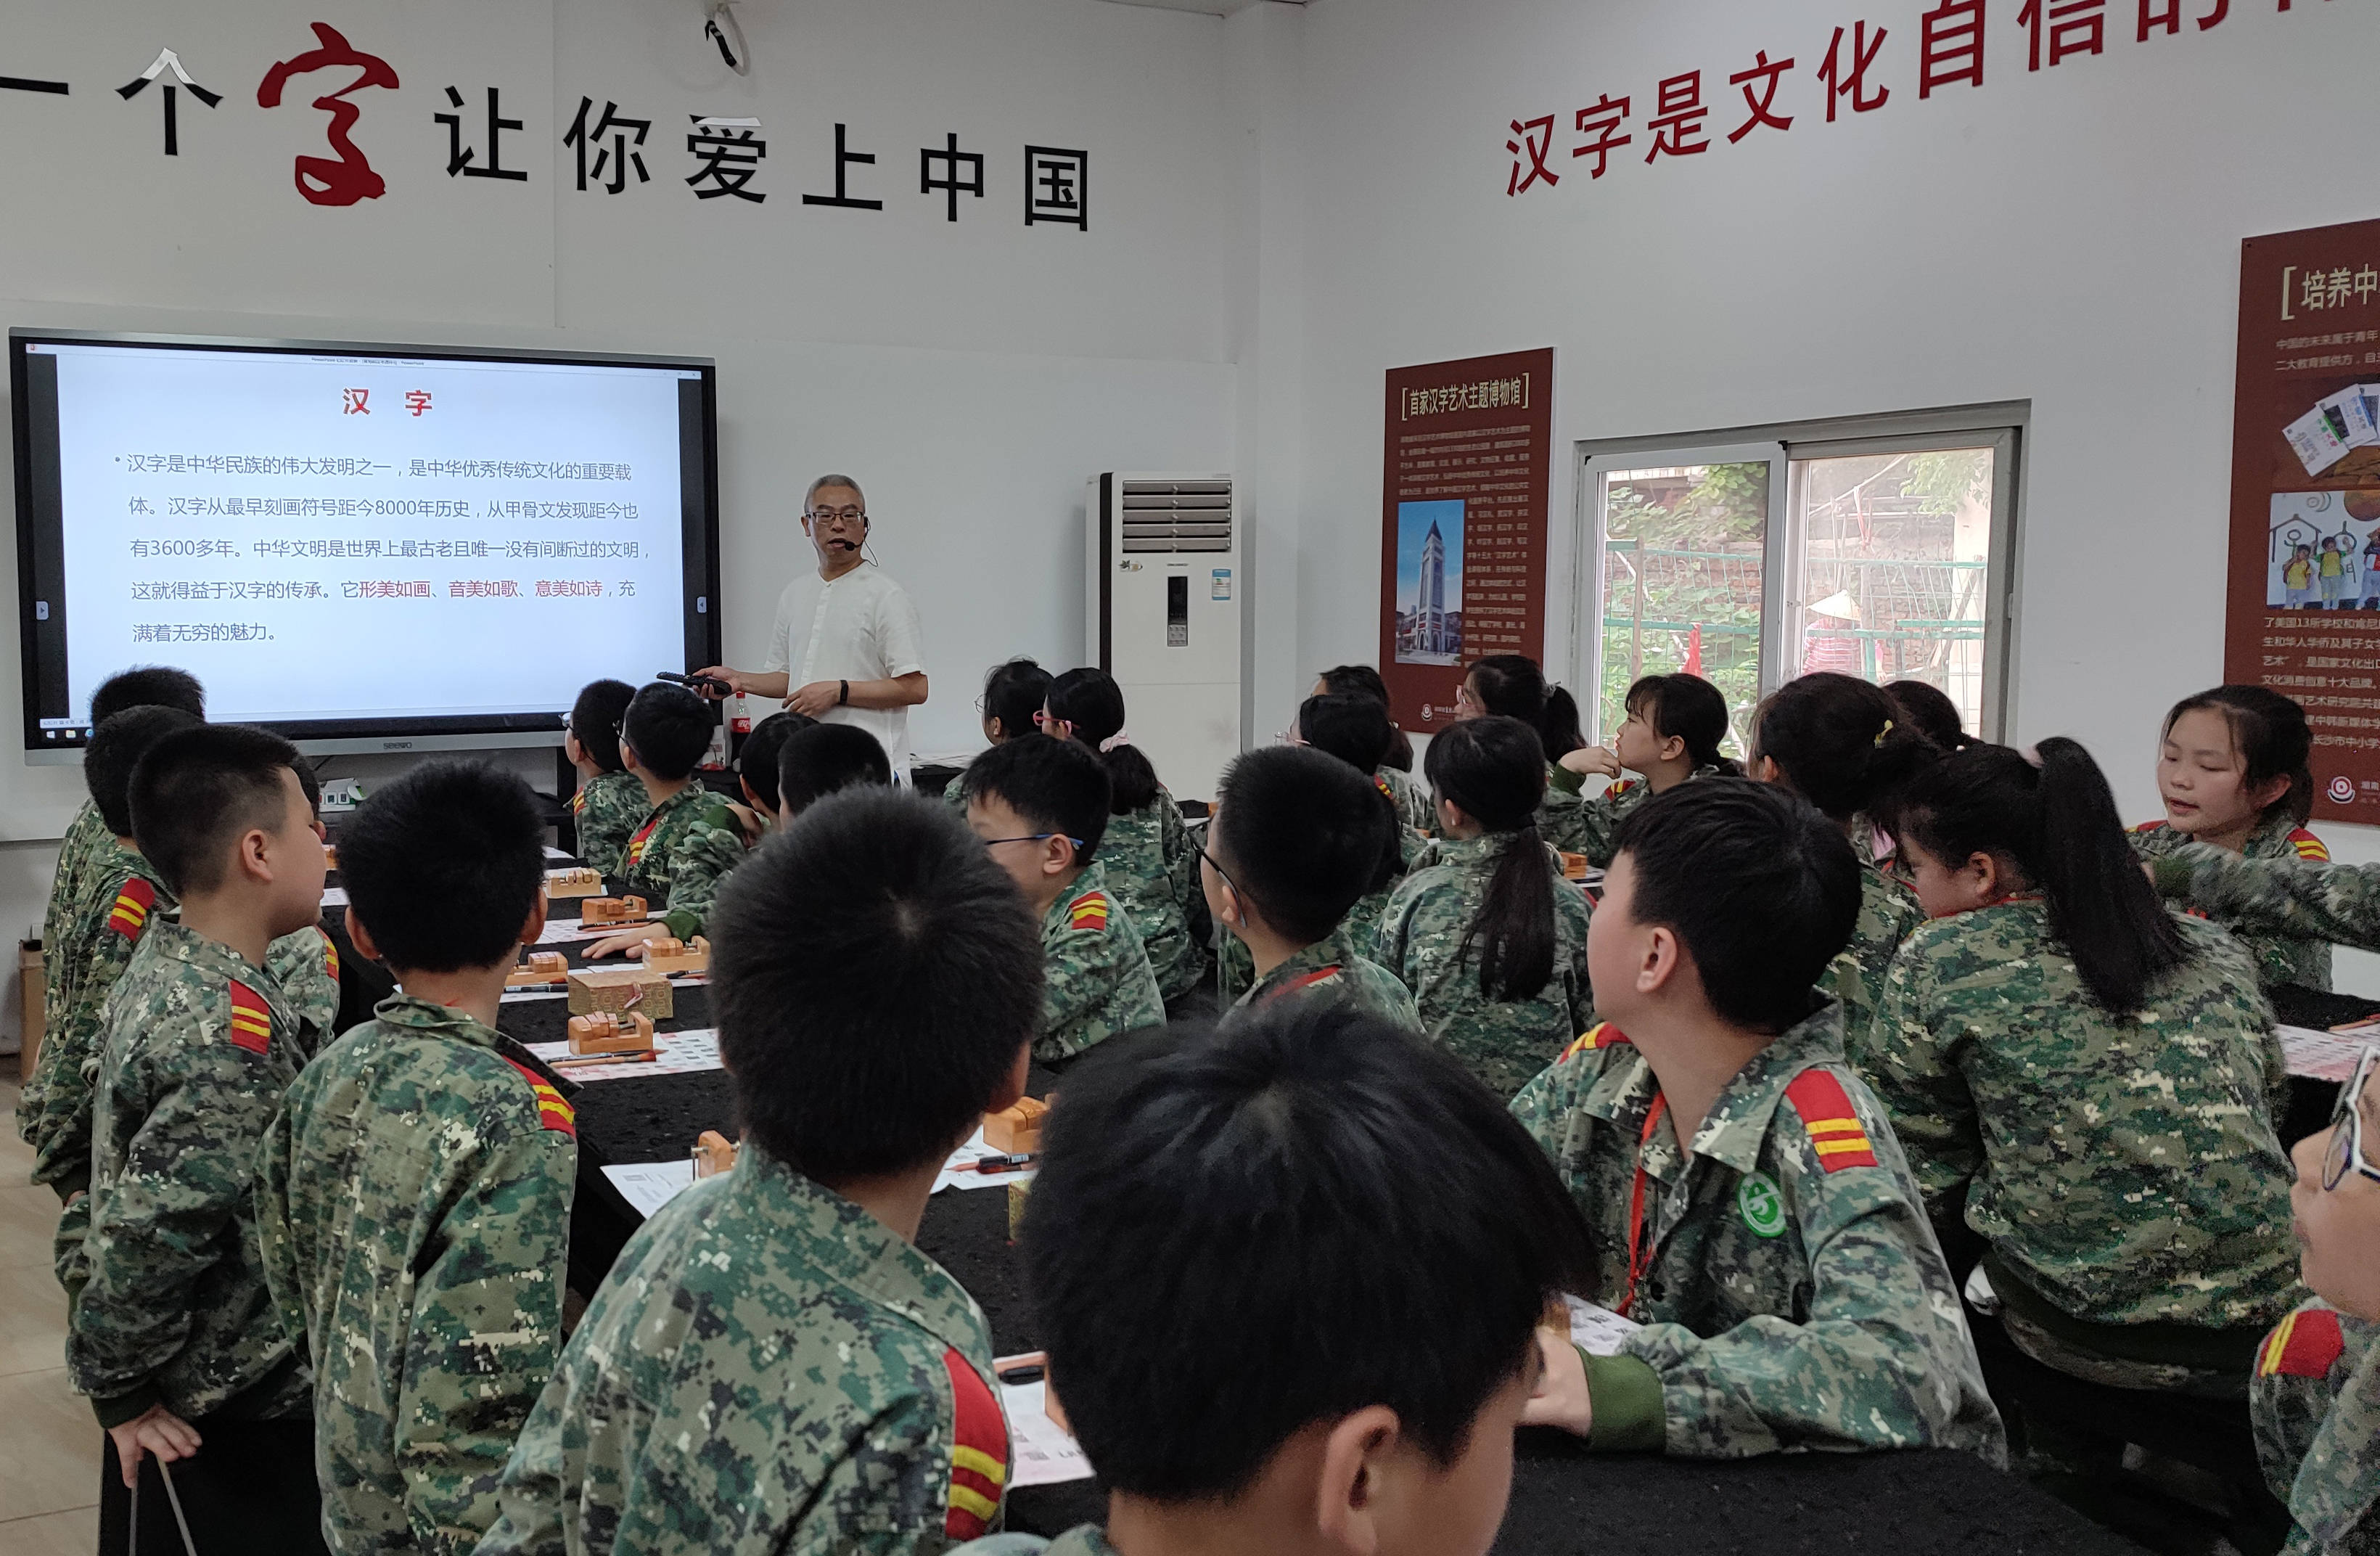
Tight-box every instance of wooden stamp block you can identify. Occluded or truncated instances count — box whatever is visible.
[323,845,338,871]
[566,966,673,1020]
[546,867,604,898]
[506,951,569,988]
[579,895,649,926]
[643,935,710,976]
[692,1129,738,1179]
[567,1010,654,1054]
[985,1096,1049,1155]
[1559,851,1589,883]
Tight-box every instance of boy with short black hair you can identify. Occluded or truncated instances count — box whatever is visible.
[1510,779,2004,1459]
[778,720,892,822]
[1205,745,1420,1029]
[732,709,812,822]
[267,758,346,1055]
[2248,1048,2380,1554]
[479,789,1045,1556]
[73,723,329,1550]
[565,678,643,875]
[583,681,746,959]
[256,761,574,1556]
[1007,1003,1593,1556]
[964,735,1162,1062]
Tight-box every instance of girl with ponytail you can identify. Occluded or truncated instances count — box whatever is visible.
[1043,668,1207,1007]
[2130,684,2331,994]
[1750,672,1937,1049]
[1457,653,1597,852]
[1548,672,1742,867]
[1374,715,1593,1098]
[1865,737,2299,1404]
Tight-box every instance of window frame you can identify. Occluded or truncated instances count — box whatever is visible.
[1563,403,2027,744]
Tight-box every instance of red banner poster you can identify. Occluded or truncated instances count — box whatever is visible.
[2225,221,2380,822]
[1378,348,1555,734]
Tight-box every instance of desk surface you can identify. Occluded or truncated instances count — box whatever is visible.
[496,898,2144,1556]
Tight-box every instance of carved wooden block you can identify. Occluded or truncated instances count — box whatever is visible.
[985,1096,1049,1155]
[579,895,649,926]
[565,966,673,1019]
[546,867,604,898]
[643,935,710,976]
[692,1129,739,1179]
[567,1009,654,1054]
[506,951,569,988]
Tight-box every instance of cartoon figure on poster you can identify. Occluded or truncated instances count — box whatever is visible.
[1394,499,1464,666]
[2268,491,2380,608]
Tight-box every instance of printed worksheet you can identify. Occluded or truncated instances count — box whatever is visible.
[1562,1294,1642,1356]
[932,1126,1035,1193]
[998,1377,1095,1487]
[526,1026,722,1081]
[602,1160,697,1218]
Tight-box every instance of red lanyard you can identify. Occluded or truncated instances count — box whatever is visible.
[1617,1094,1669,1320]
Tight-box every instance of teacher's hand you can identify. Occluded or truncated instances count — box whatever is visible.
[691,666,744,700]
[787,680,842,718]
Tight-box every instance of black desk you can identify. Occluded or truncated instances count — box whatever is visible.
[502,910,2143,1556]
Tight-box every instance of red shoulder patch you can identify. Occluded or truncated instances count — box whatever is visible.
[1067,891,1111,933]
[1559,1023,1630,1062]
[503,1056,577,1137]
[2291,827,2331,862]
[1785,1069,1879,1171]
[941,1348,1008,1540]
[1610,779,1641,798]
[226,979,274,1055]
[318,927,340,983]
[106,877,157,940]
[2259,1308,2346,1378]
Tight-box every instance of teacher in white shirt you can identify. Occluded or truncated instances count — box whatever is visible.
[697,473,928,773]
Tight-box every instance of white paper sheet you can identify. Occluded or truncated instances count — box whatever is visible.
[932,1126,1035,1193]
[319,885,348,908]
[998,1378,1095,1487]
[602,1160,695,1218]
[527,1028,723,1082]
[2281,1025,2376,1083]
[545,845,572,860]
[1562,1294,1641,1356]
[536,917,651,945]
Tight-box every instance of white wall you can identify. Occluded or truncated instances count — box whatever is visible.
[0,0,1243,1038]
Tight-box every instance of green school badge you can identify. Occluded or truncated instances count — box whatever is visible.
[1738,1172,1786,1238]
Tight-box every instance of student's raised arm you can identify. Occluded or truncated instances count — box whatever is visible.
[2151,843,2380,953]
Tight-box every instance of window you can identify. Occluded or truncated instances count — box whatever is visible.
[1573,410,2021,750]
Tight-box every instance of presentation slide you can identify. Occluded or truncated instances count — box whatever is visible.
[15,337,713,748]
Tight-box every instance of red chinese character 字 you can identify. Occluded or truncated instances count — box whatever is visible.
[342,388,369,415]
[1818,22,1891,118]
[1919,0,1986,95]
[1505,115,1559,195]
[1726,50,1796,143]
[1645,73,1709,162]
[2017,0,2106,69]
[406,390,431,417]
[1570,94,1631,179]
[257,22,401,207]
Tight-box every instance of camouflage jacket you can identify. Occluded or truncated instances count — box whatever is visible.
[1379,765,1435,835]
[1829,866,1924,1067]
[1215,825,1432,1007]
[1035,863,1165,1064]
[1093,791,1205,1002]
[1538,770,1731,869]
[2134,814,2334,993]
[22,841,171,1200]
[267,923,345,1059]
[39,798,112,1039]
[256,994,578,1556]
[1226,925,1424,1032]
[571,769,649,880]
[620,782,748,942]
[476,1146,1011,1556]
[2252,1302,2380,1555]
[1375,835,1594,1098]
[1508,1004,2005,1460]
[70,919,311,1425]
[1864,898,2302,1333]
[2150,844,2380,961]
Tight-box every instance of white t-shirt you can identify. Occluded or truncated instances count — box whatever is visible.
[761,562,927,769]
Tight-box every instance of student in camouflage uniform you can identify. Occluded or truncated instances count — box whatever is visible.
[72,724,329,1552]
[1868,739,2300,1404]
[2148,845,2380,959]
[480,789,1043,1556]
[1547,672,1744,869]
[1043,668,1207,1007]
[1377,717,1592,1097]
[943,658,1051,814]
[1202,745,1421,1030]
[2133,685,2332,992]
[1002,1003,1593,1556]
[1310,665,1435,832]
[255,763,575,1556]
[963,735,1163,1063]
[1448,652,1599,856]
[562,678,643,875]
[774,721,891,823]
[1511,780,2003,1460]
[2247,1044,2380,1554]
[1747,672,1934,1057]
[581,682,747,959]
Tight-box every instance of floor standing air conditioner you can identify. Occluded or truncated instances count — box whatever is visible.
[1086,473,1241,802]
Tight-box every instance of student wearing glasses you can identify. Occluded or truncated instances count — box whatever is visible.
[695,474,928,778]
[2254,1047,2380,1555]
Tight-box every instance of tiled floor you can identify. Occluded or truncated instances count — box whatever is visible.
[0,1078,101,1554]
